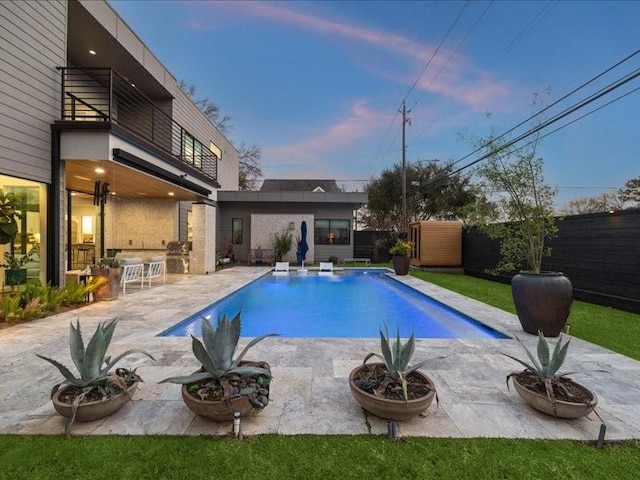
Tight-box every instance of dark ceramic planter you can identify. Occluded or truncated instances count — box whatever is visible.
[511,272,573,337]
[391,256,410,275]
[349,363,436,421]
[512,373,597,419]
[4,268,27,285]
[52,381,138,422]
[91,266,123,301]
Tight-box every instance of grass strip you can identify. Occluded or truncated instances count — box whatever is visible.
[0,435,639,480]
[410,270,640,360]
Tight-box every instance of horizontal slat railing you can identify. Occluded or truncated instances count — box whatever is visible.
[60,67,217,183]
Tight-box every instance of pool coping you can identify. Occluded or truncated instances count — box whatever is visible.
[0,266,639,440]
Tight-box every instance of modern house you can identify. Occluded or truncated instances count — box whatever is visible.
[0,1,368,289]
[218,180,367,264]
[1,0,239,286]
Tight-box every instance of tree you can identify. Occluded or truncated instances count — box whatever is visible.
[464,128,557,274]
[619,176,640,206]
[558,192,625,215]
[362,160,480,232]
[237,143,263,191]
[178,81,263,190]
[178,80,232,133]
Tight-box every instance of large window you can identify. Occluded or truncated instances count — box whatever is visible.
[314,219,350,245]
[232,218,243,244]
[182,131,204,168]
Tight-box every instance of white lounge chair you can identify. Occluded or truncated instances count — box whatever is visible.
[273,261,290,276]
[318,262,334,276]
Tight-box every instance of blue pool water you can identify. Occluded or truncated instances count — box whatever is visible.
[160,270,508,339]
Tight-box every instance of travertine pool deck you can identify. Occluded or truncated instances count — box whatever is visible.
[1,267,639,440]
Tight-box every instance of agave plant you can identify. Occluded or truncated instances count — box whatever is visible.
[36,318,155,432]
[37,318,154,389]
[362,324,430,401]
[503,331,586,408]
[161,311,277,386]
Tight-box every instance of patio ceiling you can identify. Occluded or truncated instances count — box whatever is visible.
[65,159,201,201]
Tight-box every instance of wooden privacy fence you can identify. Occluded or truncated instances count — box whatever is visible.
[463,209,640,313]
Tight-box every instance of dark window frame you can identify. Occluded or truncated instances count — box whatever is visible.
[232,218,243,245]
[314,219,350,245]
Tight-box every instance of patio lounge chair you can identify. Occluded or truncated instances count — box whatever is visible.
[318,262,334,276]
[273,262,290,276]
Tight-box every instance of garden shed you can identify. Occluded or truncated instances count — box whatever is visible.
[409,220,462,267]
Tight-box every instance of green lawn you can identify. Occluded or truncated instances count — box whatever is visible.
[410,270,640,361]
[2,268,639,479]
[1,435,639,480]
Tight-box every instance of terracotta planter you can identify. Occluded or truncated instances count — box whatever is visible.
[512,373,597,419]
[511,272,573,337]
[391,256,410,276]
[349,363,436,421]
[91,266,123,301]
[52,381,138,422]
[181,363,271,421]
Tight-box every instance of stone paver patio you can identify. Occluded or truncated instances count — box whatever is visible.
[1,267,638,440]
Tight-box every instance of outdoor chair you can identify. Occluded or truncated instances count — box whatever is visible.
[318,262,334,276]
[273,262,290,276]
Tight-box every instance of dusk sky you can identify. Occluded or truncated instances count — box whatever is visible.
[109,1,640,207]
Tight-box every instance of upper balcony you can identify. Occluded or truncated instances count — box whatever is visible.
[58,67,218,184]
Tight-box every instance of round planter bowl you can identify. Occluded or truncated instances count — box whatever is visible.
[52,381,138,422]
[181,386,258,421]
[512,374,597,419]
[181,362,271,421]
[349,363,436,421]
[511,271,573,337]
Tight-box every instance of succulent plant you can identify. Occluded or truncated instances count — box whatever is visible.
[160,311,277,386]
[37,318,154,390]
[36,317,154,434]
[362,324,430,401]
[503,331,603,408]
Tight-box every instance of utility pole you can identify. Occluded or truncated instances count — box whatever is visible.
[400,100,411,237]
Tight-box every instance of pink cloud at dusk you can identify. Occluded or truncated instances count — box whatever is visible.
[195,1,514,110]
[262,101,391,175]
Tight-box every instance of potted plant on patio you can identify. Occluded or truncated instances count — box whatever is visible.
[1,188,27,286]
[272,230,293,263]
[503,331,599,419]
[160,311,278,420]
[90,257,122,301]
[465,122,571,336]
[36,317,155,435]
[349,325,437,421]
[1,250,33,286]
[389,239,412,275]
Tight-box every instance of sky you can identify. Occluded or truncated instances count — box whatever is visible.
[108,0,640,207]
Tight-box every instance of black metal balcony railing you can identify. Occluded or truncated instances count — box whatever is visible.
[59,67,218,182]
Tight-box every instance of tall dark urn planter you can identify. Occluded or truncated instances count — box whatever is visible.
[391,255,410,275]
[511,272,573,337]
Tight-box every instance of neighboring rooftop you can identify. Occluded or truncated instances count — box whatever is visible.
[260,179,341,193]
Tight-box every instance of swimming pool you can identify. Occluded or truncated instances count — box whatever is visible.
[160,270,508,339]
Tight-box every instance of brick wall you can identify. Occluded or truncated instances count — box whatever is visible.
[250,214,314,264]
[105,198,178,250]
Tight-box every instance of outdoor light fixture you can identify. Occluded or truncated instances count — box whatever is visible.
[95,167,105,174]
[168,192,175,197]
[289,222,295,230]
[89,49,96,55]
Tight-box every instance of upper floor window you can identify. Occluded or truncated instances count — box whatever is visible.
[209,142,221,161]
[314,219,350,245]
[182,132,204,168]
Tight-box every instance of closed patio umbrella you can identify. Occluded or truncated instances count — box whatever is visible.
[297,221,309,267]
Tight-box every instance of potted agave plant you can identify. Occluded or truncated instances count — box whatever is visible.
[36,318,155,434]
[389,239,412,276]
[503,331,599,419]
[349,325,437,421]
[161,311,278,420]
